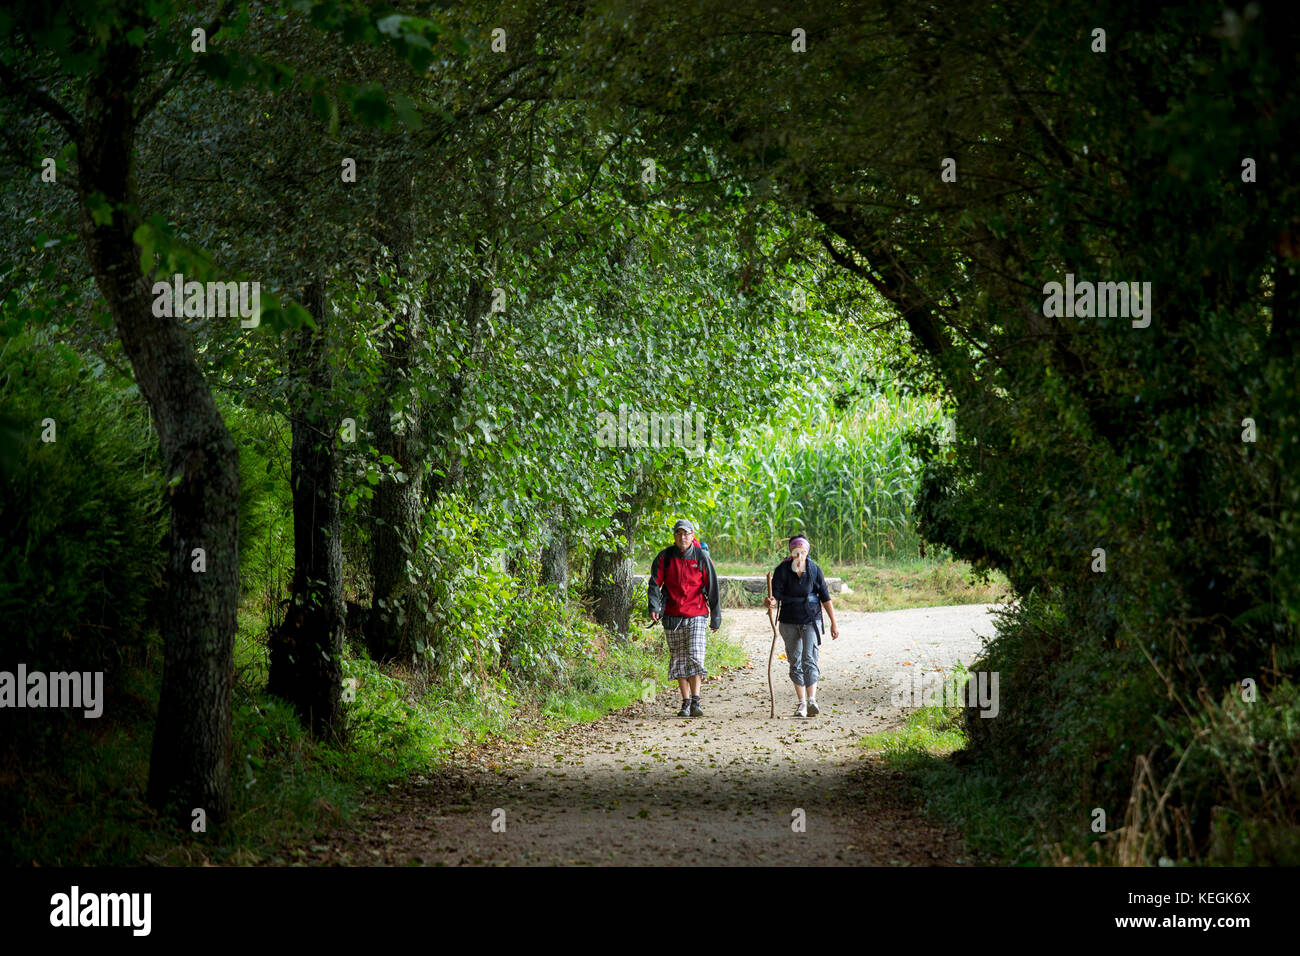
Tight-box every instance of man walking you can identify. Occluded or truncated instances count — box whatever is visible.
[648,519,721,717]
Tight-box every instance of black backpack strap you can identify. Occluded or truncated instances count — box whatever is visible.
[807,560,824,639]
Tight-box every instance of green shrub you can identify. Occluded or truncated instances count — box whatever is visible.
[502,579,593,688]
[948,587,1300,864]
[1169,681,1300,865]
[952,589,1164,857]
[410,493,515,690]
[222,403,292,626]
[0,334,165,753]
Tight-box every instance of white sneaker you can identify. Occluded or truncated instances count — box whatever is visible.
[794,700,807,718]
[806,699,820,717]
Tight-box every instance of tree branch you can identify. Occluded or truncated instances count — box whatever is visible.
[0,61,81,141]
[135,0,237,123]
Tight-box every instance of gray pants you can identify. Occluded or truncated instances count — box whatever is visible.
[778,622,820,686]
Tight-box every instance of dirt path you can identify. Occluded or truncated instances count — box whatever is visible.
[304,604,1001,866]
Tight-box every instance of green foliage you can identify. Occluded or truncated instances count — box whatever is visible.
[901,0,1300,862]
[0,639,171,866]
[223,403,292,621]
[4,616,353,866]
[329,650,480,784]
[536,630,659,723]
[948,591,1154,849]
[540,622,746,722]
[1171,682,1300,865]
[0,334,165,740]
[405,493,515,690]
[501,573,602,689]
[229,683,355,842]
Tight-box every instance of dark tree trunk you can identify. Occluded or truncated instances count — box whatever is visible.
[364,392,426,664]
[540,504,569,591]
[366,172,429,665]
[267,277,345,740]
[591,508,637,640]
[506,547,535,579]
[75,31,236,824]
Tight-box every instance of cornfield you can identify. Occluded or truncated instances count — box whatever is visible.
[700,387,943,563]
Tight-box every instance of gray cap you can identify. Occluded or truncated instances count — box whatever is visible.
[673,518,695,534]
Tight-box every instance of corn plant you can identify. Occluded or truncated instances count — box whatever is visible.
[700,385,942,563]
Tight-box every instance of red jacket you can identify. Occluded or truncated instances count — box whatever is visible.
[648,538,721,628]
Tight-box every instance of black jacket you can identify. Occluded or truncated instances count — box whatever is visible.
[772,557,831,642]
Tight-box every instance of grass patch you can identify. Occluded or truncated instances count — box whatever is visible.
[706,624,750,670]
[538,631,663,722]
[860,705,966,767]
[830,556,1009,612]
[541,621,748,721]
[860,698,1042,865]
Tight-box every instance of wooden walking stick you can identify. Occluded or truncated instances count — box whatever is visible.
[765,572,779,718]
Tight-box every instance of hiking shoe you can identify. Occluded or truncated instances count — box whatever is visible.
[806,699,820,717]
[689,697,704,718]
[677,700,692,717]
[794,700,807,718]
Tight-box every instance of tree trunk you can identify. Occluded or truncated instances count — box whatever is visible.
[591,508,637,640]
[75,32,236,825]
[540,504,569,591]
[267,276,345,740]
[365,171,429,666]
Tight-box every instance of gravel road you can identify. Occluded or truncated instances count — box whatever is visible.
[304,604,1002,866]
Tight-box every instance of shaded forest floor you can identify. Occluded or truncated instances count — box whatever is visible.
[296,605,1001,866]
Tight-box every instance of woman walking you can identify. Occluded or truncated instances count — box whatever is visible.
[764,535,839,717]
[648,519,721,717]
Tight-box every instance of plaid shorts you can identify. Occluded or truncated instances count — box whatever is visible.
[664,614,708,679]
